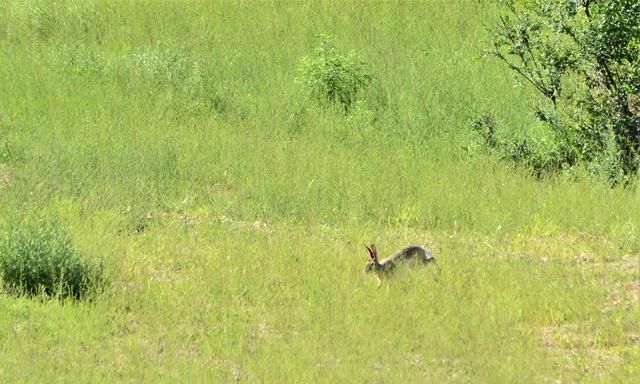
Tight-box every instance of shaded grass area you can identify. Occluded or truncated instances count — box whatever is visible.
[0,0,638,382]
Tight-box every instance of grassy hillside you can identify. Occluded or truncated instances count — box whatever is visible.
[0,0,638,382]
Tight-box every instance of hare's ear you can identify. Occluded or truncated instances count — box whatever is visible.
[365,244,375,259]
[367,244,378,261]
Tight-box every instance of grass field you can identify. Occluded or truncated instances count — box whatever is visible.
[0,0,638,382]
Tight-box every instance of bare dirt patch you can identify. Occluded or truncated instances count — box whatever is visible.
[540,323,624,379]
[539,251,638,379]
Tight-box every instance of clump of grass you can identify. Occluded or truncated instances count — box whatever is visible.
[296,34,372,112]
[0,221,103,300]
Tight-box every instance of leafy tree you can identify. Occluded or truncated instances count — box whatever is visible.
[490,0,640,183]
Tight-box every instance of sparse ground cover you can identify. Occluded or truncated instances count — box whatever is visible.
[0,0,638,382]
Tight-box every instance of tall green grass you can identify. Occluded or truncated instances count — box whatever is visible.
[0,0,638,382]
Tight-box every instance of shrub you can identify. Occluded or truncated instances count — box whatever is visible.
[0,222,103,300]
[488,0,640,184]
[469,113,578,178]
[470,112,500,150]
[296,34,372,112]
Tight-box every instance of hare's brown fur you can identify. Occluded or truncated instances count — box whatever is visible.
[364,244,434,286]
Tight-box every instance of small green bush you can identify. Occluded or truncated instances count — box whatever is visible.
[0,222,103,300]
[296,34,372,112]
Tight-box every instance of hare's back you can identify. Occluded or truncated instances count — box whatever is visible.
[394,245,434,263]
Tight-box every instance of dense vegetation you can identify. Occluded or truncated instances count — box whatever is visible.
[0,0,638,382]
[0,221,103,299]
[487,0,640,183]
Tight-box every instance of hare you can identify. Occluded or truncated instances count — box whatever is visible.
[364,244,435,287]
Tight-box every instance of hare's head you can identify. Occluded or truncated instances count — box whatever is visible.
[364,244,380,273]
